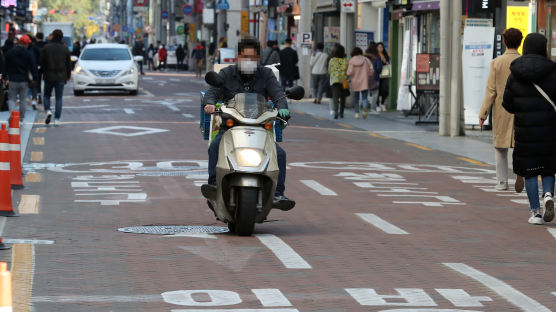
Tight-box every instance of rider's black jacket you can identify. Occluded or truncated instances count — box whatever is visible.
[204,64,288,109]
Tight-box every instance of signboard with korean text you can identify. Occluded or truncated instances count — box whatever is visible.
[341,0,355,13]
[506,6,529,54]
[355,31,374,50]
[416,54,440,91]
[241,10,249,35]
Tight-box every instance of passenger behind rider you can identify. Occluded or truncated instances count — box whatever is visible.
[202,36,293,207]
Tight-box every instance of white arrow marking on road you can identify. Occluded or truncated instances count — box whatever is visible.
[444,263,550,312]
[356,213,409,235]
[2,239,54,245]
[124,109,135,114]
[547,228,556,240]
[252,289,292,307]
[299,180,337,196]
[255,234,311,269]
[179,241,262,272]
[183,113,194,118]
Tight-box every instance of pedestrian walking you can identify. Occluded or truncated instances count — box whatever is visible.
[327,44,348,119]
[158,44,168,71]
[479,28,523,191]
[279,38,299,89]
[502,33,556,225]
[2,28,15,55]
[191,41,205,78]
[147,44,156,70]
[176,44,186,70]
[4,35,36,121]
[27,34,41,110]
[262,40,280,66]
[310,43,328,104]
[364,42,382,113]
[132,39,145,75]
[40,29,71,126]
[72,41,81,57]
[347,47,374,119]
[33,32,46,105]
[377,42,390,112]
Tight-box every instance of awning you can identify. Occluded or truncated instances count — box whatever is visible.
[412,0,440,11]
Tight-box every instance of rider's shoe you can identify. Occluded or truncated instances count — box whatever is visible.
[272,194,295,211]
[201,184,217,200]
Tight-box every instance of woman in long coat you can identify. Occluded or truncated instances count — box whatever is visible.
[502,33,556,225]
[479,28,522,191]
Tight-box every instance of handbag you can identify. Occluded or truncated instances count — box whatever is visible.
[379,64,392,79]
[533,83,556,113]
[342,79,350,90]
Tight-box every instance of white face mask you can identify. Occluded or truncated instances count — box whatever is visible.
[238,60,258,74]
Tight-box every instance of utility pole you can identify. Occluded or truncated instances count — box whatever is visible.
[439,0,451,136]
[297,0,312,95]
[450,0,462,137]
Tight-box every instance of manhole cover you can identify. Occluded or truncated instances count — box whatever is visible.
[118,225,229,235]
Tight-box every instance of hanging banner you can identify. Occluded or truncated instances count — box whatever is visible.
[241,10,249,35]
[506,6,529,55]
[462,26,495,125]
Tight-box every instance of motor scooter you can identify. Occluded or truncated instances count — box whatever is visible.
[201,71,304,236]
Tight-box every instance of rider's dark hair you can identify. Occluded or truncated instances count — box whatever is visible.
[238,36,261,56]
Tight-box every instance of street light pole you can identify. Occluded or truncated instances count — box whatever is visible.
[450,0,462,137]
[439,0,451,136]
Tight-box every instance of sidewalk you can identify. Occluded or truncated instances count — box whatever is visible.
[289,99,504,166]
[0,110,37,161]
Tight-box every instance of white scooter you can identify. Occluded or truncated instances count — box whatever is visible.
[201,71,304,236]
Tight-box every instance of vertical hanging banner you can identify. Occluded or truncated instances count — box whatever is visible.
[462,26,495,125]
[506,6,529,55]
[241,10,249,35]
[189,23,196,42]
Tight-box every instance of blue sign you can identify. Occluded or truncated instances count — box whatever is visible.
[183,4,193,15]
[161,10,169,19]
[215,0,229,10]
[123,25,128,32]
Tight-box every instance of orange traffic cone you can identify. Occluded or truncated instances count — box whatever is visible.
[0,124,18,217]
[0,262,12,311]
[8,112,23,190]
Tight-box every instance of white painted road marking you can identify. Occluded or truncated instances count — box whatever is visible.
[435,289,492,307]
[183,113,194,118]
[2,239,54,245]
[255,234,311,269]
[172,310,299,312]
[252,289,292,307]
[32,295,162,303]
[356,213,409,235]
[84,126,169,137]
[124,108,135,114]
[547,228,556,240]
[64,104,110,109]
[444,263,550,312]
[299,180,337,196]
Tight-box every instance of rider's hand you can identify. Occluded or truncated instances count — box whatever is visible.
[278,109,290,119]
[204,104,216,114]
[479,118,485,127]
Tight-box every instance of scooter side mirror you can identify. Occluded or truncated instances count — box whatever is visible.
[205,71,225,88]
[286,86,305,100]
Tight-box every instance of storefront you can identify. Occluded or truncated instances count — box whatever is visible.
[313,0,340,52]
[538,0,556,61]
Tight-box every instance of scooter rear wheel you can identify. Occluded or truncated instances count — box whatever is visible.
[235,188,258,236]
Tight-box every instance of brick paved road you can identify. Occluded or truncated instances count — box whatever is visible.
[1,71,555,312]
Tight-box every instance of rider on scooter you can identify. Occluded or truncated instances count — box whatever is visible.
[202,36,294,209]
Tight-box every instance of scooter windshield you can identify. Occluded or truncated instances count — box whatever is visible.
[226,93,272,119]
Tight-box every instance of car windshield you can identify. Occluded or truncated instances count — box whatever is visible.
[81,48,131,61]
[227,93,272,119]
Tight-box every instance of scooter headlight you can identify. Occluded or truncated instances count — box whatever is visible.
[236,148,263,167]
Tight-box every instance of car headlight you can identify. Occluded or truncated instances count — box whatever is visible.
[236,148,263,167]
[123,67,136,76]
[74,65,82,73]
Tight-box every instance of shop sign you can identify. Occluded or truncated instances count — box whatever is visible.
[203,8,214,24]
[189,23,196,42]
[241,10,249,35]
[355,31,374,49]
[196,0,203,13]
[341,0,356,13]
[506,6,529,54]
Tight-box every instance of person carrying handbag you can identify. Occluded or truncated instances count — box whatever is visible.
[502,33,556,225]
[347,47,374,119]
[328,44,348,119]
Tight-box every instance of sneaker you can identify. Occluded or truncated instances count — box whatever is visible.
[528,210,543,225]
[330,110,335,116]
[54,119,61,126]
[31,100,37,111]
[272,194,296,211]
[370,109,379,115]
[380,104,387,112]
[543,192,554,222]
[45,110,52,125]
[354,112,360,119]
[515,175,524,193]
[495,181,509,191]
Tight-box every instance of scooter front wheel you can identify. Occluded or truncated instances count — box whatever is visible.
[235,188,258,236]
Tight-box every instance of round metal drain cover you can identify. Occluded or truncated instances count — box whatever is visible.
[118,225,229,235]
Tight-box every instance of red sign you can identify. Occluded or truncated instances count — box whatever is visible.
[196,0,203,13]
[134,0,147,6]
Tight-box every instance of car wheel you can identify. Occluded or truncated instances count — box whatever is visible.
[74,90,84,96]
[130,89,138,95]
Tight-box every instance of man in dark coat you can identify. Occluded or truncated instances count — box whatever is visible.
[40,29,71,126]
[502,33,556,225]
[278,38,298,89]
[33,32,46,105]
[176,44,186,70]
[202,36,294,209]
[3,35,36,120]
[132,39,145,75]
